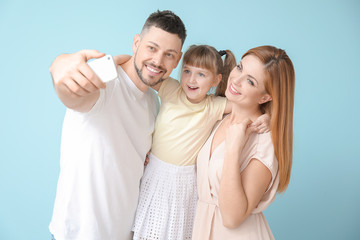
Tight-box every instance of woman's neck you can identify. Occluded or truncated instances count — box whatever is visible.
[228,103,262,123]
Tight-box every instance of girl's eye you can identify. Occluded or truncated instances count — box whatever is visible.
[236,64,242,71]
[199,73,205,77]
[184,69,190,74]
[248,79,255,86]
[149,46,155,51]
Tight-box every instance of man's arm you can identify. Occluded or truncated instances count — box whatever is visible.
[50,49,106,112]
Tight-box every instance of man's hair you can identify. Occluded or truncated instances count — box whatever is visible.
[141,10,187,46]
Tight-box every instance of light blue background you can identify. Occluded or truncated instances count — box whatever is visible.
[0,0,359,239]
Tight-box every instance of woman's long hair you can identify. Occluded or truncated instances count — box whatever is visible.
[243,46,295,193]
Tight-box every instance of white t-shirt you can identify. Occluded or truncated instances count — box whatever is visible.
[49,66,159,240]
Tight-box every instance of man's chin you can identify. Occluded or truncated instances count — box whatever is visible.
[141,76,165,87]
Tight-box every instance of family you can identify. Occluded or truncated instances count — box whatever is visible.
[49,10,295,240]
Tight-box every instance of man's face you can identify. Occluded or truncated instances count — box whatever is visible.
[132,26,183,87]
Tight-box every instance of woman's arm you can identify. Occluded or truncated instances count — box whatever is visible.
[219,119,272,228]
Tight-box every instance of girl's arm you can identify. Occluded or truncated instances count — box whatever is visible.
[224,100,232,114]
[218,119,272,229]
[249,113,270,133]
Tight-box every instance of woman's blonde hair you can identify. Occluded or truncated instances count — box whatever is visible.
[181,45,236,97]
[243,46,295,193]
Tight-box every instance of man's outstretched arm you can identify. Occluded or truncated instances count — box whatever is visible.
[50,49,106,112]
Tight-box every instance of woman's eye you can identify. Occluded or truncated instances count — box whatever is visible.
[248,79,255,86]
[236,64,242,71]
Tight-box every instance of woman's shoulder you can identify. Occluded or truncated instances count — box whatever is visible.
[257,132,273,147]
[248,132,277,173]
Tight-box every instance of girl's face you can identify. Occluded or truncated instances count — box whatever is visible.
[181,64,220,104]
[225,55,271,108]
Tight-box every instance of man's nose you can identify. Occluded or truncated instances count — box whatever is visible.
[152,52,164,67]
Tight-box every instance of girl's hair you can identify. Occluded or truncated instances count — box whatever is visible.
[242,46,295,193]
[181,45,236,97]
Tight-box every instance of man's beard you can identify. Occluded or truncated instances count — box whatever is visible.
[134,54,167,87]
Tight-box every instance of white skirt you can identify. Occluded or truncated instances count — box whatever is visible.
[132,153,198,240]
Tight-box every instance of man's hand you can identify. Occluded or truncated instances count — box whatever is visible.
[50,49,106,112]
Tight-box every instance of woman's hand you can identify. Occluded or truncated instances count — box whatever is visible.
[249,113,270,134]
[225,118,255,154]
[113,54,131,66]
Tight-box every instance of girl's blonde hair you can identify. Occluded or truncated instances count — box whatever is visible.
[181,45,236,97]
[243,46,295,193]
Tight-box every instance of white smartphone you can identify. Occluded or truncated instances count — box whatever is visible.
[87,55,118,83]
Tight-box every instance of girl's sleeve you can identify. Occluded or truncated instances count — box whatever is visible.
[208,95,227,121]
[157,77,180,101]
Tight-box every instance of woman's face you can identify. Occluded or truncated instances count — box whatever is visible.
[225,54,271,107]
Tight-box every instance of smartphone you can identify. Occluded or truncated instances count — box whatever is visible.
[87,55,118,83]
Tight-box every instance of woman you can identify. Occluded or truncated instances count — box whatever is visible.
[192,45,295,239]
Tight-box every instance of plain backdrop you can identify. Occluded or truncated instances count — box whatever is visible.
[0,0,359,239]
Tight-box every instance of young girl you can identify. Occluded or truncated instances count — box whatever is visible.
[132,45,236,240]
[114,45,267,239]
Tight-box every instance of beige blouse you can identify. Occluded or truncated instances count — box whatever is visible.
[192,118,279,240]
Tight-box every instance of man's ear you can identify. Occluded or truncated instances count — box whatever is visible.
[173,51,183,69]
[132,34,141,53]
[259,94,272,104]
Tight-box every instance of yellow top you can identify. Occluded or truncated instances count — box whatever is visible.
[151,78,227,166]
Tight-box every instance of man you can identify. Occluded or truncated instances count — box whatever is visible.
[49,10,186,240]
